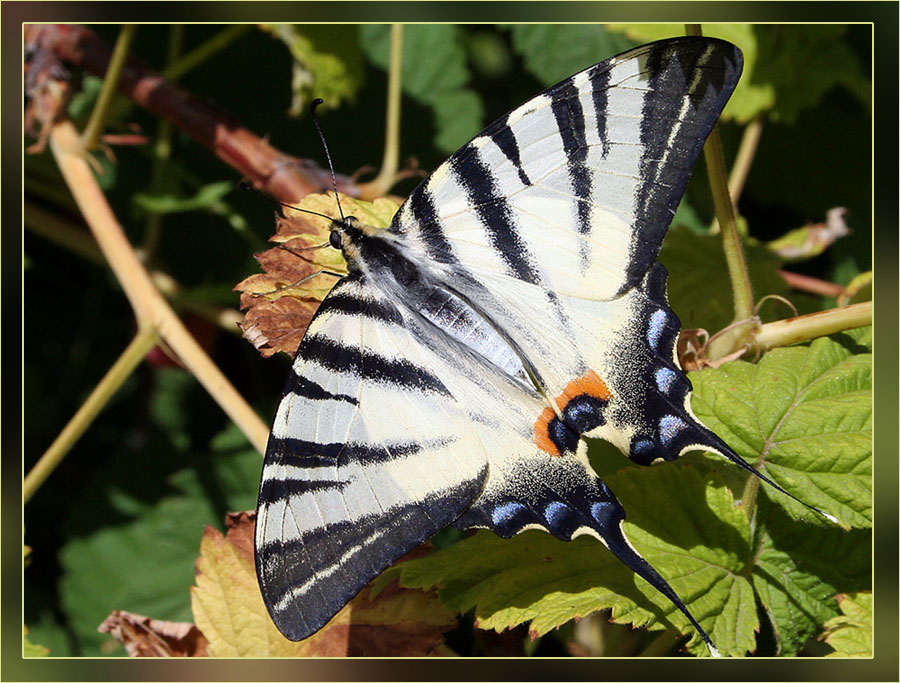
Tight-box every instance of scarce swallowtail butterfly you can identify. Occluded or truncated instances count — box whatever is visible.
[253,36,832,656]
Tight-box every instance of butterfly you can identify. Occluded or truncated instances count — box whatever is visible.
[253,36,831,656]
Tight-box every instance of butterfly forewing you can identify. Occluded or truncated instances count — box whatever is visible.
[256,275,489,640]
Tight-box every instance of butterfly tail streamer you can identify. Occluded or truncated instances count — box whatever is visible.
[593,501,721,658]
[701,431,839,524]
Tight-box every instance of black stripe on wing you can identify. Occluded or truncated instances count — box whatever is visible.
[298,335,450,396]
[292,375,358,405]
[551,78,595,267]
[626,38,742,291]
[264,437,428,468]
[257,469,486,641]
[449,146,542,285]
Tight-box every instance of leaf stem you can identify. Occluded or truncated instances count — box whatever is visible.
[754,302,872,352]
[710,113,763,234]
[360,23,404,198]
[704,124,756,359]
[49,120,269,455]
[82,24,137,151]
[24,327,158,504]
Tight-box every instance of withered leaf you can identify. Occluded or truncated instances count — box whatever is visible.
[97,610,209,657]
[235,192,399,357]
[191,510,457,657]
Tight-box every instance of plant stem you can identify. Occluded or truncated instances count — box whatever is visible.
[82,24,137,151]
[49,119,269,456]
[361,23,404,198]
[685,23,757,361]
[24,327,158,504]
[143,25,183,261]
[162,25,249,83]
[710,114,763,234]
[25,201,245,336]
[704,123,757,361]
[754,301,872,352]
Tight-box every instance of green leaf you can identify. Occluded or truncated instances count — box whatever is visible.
[820,592,872,657]
[507,25,635,85]
[261,24,364,115]
[23,626,50,657]
[753,25,870,124]
[59,424,260,656]
[660,227,792,334]
[389,464,756,657]
[360,25,483,152]
[689,333,872,527]
[753,501,871,655]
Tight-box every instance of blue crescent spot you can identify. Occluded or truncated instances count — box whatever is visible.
[647,309,668,350]
[590,501,616,524]
[659,414,688,443]
[632,438,654,455]
[654,366,678,393]
[544,501,570,526]
[491,501,528,527]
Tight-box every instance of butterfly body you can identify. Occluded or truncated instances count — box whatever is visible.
[255,37,758,655]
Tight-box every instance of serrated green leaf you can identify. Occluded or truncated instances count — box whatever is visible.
[753,501,871,655]
[689,333,872,527]
[821,592,872,657]
[390,464,756,656]
[507,25,635,85]
[360,25,482,152]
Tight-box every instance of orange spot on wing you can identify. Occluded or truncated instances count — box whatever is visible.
[533,371,612,456]
[554,370,612,410]
[534,406,560,456]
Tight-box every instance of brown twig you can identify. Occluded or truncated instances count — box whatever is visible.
[24,23,359,204]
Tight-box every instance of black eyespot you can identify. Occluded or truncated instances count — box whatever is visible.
[329,230,342,249]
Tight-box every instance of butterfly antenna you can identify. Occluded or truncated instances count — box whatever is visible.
[309,98,346,223]
[237,180,339,225]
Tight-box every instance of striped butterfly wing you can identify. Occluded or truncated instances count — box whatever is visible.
[255,36,770,654]
[256,275,490,640]
[389,37,755,473]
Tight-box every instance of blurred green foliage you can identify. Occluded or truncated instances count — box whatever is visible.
[24,23,871,657]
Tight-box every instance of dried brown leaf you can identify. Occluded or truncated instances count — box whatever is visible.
[191,511,457,657]
[235,193,399,357]
[97,610,208,657]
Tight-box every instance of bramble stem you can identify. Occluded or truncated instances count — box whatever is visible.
[710,114,763,234]
[82,24,136,151]
[24,327,158,503]
[685,24,756,360]
[360,24,404,198]
[704,124,756,361]
[49,120,269,459]
[754,302,872,352]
